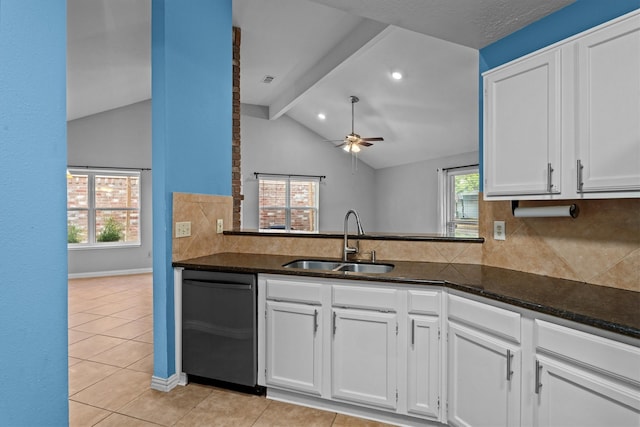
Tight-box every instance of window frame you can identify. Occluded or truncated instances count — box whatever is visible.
[438,165,479,237]
[67,168,142,249]
[257,174,320,233]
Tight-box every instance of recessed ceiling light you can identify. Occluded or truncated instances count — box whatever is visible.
[391,71,403,80]
[317,113,326,120]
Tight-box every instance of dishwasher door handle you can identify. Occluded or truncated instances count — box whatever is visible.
[183,279,253,291]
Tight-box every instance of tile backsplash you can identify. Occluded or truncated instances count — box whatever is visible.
[173,192,639,292]
[478,197,639,292]
[172,193,232,262]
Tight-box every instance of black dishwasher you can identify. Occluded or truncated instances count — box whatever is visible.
[182,270,260,391]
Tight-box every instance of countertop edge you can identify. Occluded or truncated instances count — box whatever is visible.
[173,255,640,340]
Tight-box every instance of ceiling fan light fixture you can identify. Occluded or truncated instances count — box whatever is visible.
[391,71,403,80]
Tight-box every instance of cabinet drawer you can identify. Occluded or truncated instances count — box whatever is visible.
[333,285,397,311]
[266,279,322,304]
[448,294,521,343]
[407,290,440,315]
[536,319,640,383]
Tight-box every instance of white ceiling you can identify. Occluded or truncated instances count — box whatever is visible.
[67,0,151,121]
[67,0,574,168]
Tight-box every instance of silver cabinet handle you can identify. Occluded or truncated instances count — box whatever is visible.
[547,163,554,193]
[333,311,337,336]
[411,319,415,346]
[506,349,514,381]
[535,360,543,394]
[576,159,584,193]
[313,309,318,333]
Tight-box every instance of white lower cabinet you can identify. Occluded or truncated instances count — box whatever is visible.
[260,275,444,425]
[532,319,640,427]
[258,275,639,427]
[265,301,322,395]
[448,322,521,427]
[408,315,440,418]
[331,308,398,409]
[534,355,640,427]
[407,290,442,420]
[447,293,522,427]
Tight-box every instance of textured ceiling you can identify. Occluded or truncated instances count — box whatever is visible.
[308,0,575,49]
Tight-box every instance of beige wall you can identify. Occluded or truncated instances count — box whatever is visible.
[173,192,639,292]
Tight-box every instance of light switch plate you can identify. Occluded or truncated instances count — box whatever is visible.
[494,221,506,240]
[216,219,224,234]
[175,221,191,238]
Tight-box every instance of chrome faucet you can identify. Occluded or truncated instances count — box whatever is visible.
[343,209,365,261]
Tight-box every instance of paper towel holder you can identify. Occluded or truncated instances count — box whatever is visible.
[511,200,579,218]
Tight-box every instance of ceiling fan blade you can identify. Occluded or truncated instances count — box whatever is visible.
[323,139,346,143]
[335,142,347,148]
[360,137,384,142]
[358,141,373,147]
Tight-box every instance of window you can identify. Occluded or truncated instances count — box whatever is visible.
[439,165,479,237]
[258,175,319,232]
[67,169,141,246]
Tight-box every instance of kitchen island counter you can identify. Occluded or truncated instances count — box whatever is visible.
[174,252,640,339]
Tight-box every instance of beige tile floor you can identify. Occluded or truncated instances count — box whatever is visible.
[69,274,393,426]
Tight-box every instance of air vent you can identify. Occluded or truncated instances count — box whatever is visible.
[262,75,275,84]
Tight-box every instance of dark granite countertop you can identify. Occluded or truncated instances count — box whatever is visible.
[173,253,640,339]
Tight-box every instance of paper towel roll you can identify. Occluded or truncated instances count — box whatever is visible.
[513,204,578,218]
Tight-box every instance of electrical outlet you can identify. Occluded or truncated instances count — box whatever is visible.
[175,221,191,238]
[494,220,506,241]
[216,219,224,234]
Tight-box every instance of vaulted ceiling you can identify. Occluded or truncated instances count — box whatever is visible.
[67,0,574,168]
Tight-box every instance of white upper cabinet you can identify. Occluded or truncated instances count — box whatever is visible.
[484,49,562,197]
[575,14,640,193]
[484,10,640,200]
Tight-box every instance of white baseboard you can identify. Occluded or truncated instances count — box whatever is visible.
[150,373,181,392]
[68,267,152,279]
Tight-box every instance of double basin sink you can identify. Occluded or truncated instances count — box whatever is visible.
[283,259,394,274]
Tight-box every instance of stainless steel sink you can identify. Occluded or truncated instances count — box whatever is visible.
[283,260,344,270]
[282,259,394,274]
[335,263,394,273]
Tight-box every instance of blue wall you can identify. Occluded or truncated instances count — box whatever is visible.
[152,0,232,379]
[0,1,69,424]
[478,0,640,190]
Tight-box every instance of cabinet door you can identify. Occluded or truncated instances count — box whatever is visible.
[575,14,640,193]
[332,308,398,410]
[407,315,440,419]
[534,355,640,427]
[266,301,322,395]
[484,49,562,197]
[448,322,521,427]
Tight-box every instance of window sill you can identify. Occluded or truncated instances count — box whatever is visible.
[68,242,142,250]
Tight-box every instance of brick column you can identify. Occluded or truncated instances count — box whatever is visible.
[232,27,243,229]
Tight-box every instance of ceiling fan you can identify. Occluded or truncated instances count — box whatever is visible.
[327,95,384,153]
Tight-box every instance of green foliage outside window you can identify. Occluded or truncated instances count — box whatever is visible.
[454,173,479,194]
[97,217,124,242]
[67,223,83,244]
